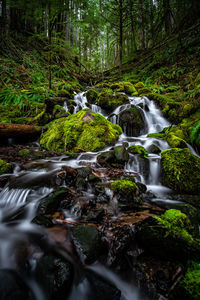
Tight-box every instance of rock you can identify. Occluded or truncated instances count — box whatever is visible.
[165,133,187,148]
[161,148,200,194]
[85,89,99,104]
[71,225,103,263]
[32,215,54,227]
[0,269,35,300]
[35,254,73,300]
[118,106,145,136]
[97,89,129,113]
[37,189,69,215]
[0,159,12,175]
[40,109,122,153]
[114,145,129,162]
[85,207,105,223]
[137,209,200,261]
[148,144,161,154]
[52,105,68,119]
[97,150,116,166]
[190,120,200,153]
[127,145,148,158]
[111,180,143,209]
[134,82,145,90]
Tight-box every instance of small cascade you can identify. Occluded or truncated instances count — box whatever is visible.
[91,104,103,114]
[63,101,68,112]
[73,92,88,113]
[0,187,30,207]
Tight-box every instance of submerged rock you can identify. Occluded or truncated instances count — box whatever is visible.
[118,106,145,136]
[161,148,200,194]
[40,109,122,153]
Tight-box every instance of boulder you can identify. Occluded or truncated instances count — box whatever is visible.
[137,209,200,261]
[97,89,129,113]
[71,225,103,263]
[0,159,12,175]
[85,89,99,104]
[40,109,122,153]
[161,148,200,194]
[114,145,129,162]
[118,106,146,136]
[127,145,148,158]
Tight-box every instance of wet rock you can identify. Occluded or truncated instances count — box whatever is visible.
[161,148,200,194]
[85,207,105,223]
[32,215,54,227]
[97,150,115,166]
[137,209,200,261]
[71,225,103,263]
[0,269,35,300]
[148,144,161,154]
[111,180,143,210]
[37,189,69,215]
[114,145,129,162]
[118,106,146,136]
[35,254,73,300]
[128,145,148,158]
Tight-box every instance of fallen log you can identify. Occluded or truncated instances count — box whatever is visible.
[0,123,42,139]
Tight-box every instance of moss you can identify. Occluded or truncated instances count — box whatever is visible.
[165,133,187,148]
[154,209,193,242]
[161,148,200,194]
[134,82,145,90]
[128,145,148,158]
[111,180,138,194]
[40,109,122,153]
[97,89,129,112]
[180,262,200,300]
[85,89,99,104]
[137,87,152,96]
[52,105,67,118]
[147,132,165,139]
[123,82,137,95]
[0,159,12,175]
[19,149,31,157]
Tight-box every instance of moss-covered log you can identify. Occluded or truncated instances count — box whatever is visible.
[0,123,42,139]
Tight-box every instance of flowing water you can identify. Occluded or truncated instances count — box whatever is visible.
[0,90,195,299]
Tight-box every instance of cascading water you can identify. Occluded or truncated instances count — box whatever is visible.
[0,90,195,299]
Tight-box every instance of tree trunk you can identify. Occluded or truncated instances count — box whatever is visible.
[0,123,41,138]
[119,0,123,70]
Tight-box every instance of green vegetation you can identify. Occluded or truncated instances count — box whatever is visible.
[180,262,200,300]
[0,159,12,175]
[161,148,200,194]
[40,109,122,153]
[111,180,138,194]
[127,145,148,158]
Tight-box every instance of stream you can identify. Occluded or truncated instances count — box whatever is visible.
[0,90,195,299]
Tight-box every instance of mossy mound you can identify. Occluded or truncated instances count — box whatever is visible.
[40,109,122,153]
[161,148,200,194]
[97,88,129,113]
[85,89,99,104]
[134,82,145,90]
[110,81,138,96]
[111,180,138,194]
[137,209,200,261]
[128,145,148,158]
[0,159,12,175]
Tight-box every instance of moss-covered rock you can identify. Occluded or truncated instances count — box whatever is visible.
[123,82,138,95]
[40,109,122,153]
[137,87,152,96]
[134,82,145,90]
[127,145,148,158]
[0,159,12,175]
[161,148,200,194]
[111,180,143,208]
[179,262,200,300]
[118,107,145,136]
[114,145,129,162]
[137,209,200,261]
[85,89,99,104]
[97,89,129,113]
[52,105,68,118]
[165,133,187,148]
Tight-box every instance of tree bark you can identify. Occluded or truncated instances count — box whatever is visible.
[0,123,42,138]
[119,0,123,70]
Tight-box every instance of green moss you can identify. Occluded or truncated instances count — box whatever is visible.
[154,209,193,243]
[161,148,200,194]
[147,132,165,139]
[40,109,122,153]
[134,82,145,90]
[165,133,187,148]
[97,89,129,112]
[137,87,152,96]
[0,159,12,175]
[111,180,138,194]
[128,145,148,158]
[85,89,99,103]
[180,262,200,300]
[19,149,31,157]
[123,82,137,95]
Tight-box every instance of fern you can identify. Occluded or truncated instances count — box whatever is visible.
[190,121,200,147]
